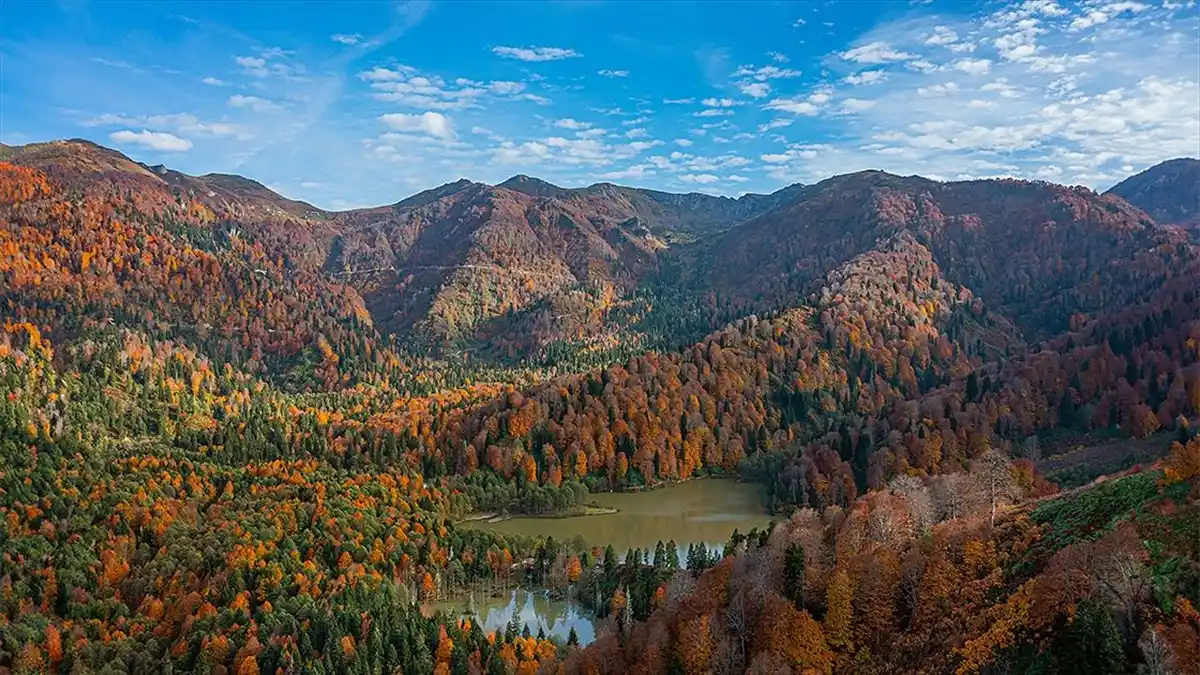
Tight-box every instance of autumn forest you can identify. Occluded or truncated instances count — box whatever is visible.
[1,139,1199,675]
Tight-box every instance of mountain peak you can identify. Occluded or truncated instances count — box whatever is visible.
[497,174,569,198]
[389,178,483,210]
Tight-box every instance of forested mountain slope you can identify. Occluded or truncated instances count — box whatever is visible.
[566,440,1200,674]
[696,171,1190,341]
[1106,157,1200,228]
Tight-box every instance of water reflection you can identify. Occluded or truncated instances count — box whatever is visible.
[434,588,597,645]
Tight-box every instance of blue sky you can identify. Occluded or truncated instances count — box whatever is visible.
[2,0,1197,210]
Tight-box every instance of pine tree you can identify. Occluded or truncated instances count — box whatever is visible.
[783,542,807,608]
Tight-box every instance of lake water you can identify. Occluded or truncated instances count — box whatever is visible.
[433,589,595,645]
[445,480,771,645]
[471,479,772,554]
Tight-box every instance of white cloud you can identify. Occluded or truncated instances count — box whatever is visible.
[625,140,663,153]
[360,66,416,81]
[201,76,227,86]
[490,130,663,169]
[740,82,771,98]
[109,129,193,152]
[769,51,790,62]
[492,46,581,61]
[358,65,531,110]
[951,58,992,75]
[674,138,694,146]
[840,41,916,64]
[331,33,362,45]
[624,127,650,139]
[85,113,244,139]
[679,173,720,184]
[764,98,820,115]
[843,70,888,85]
[555,118,591,129]
[702,97,738,107]
[840,98,876,113]
[379,111,455,139]
[228,95,282,112]
[695,109,735,117]
[758,118,794,132]
[1068,9,1110,31]
[917,82,960,97]
[489,81,526,95]
[233,51,303,79]
[663,98,695,104]
[598,69,629,77]
[600,164,655,180]
[925,26,960,46]
[733,65,803,81]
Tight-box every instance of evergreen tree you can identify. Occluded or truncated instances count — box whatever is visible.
[783,542,807,608]
[653,540,667,570]
[1045,599,1126,675]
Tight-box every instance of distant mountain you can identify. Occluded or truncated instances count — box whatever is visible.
[697,169,1189,340]
[0,139,326,220]
[5,138,1193,362]
[1105,157,1200,228]
[494,175,806,240]
[327,180,670,347]
[325,177,806,348]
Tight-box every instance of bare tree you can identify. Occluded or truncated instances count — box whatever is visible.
[970,449,1019,527]
[890,475,936,533]
[931,473,972,522]
[899,548,927,628]
[1138,627,1180,675]
[868,493,912,545]
[723,589,750,672]
[1092,526,1151,641]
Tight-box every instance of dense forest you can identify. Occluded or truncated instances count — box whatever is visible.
[1,142,1199,674]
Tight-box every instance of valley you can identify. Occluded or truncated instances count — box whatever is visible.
[1,140,1199,674]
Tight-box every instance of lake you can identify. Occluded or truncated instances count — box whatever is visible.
[472,479,772,554]
[432,589,596,645]
[444,480,771,645]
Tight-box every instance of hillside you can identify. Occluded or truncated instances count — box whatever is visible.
[1106,157,1200,228]
[565,440,1200,674]
[0,139,327,221]
[0,140,805,360]
[696,171,1189,340]
[329,177,805,351]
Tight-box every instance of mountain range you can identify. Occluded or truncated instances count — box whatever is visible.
[4,138,1194,368]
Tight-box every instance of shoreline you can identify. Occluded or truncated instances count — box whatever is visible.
[461,502,620,524]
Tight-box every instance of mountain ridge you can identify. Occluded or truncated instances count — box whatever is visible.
[3,138,1195,360]
[1105,157,1200,228]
